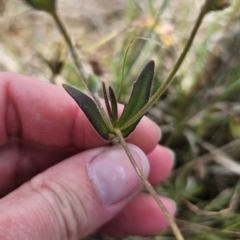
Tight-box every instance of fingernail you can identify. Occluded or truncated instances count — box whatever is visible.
[88,143,150,205]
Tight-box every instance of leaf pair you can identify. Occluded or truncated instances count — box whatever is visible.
[63,60,155,141]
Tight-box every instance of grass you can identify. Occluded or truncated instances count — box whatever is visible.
[1,0,240,239]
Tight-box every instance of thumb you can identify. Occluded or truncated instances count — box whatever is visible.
[0,143,149,240]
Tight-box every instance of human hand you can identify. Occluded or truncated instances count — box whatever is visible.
[0,72,176,239]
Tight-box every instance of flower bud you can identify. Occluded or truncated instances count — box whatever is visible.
[24,0,55,13]
[204,0,231,13]
[87,75,100,94]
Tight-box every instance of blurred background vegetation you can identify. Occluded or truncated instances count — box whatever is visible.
[1,0,240,239]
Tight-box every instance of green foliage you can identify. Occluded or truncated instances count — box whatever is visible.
[63,60,155,139]
[7,0,239,239]
[87,75,100,94]
[109,86,118,126]
[62,84,110,140]
[118,60,155,137]
[102,81,113,122]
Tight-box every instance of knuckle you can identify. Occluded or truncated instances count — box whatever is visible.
[29,176,89,240]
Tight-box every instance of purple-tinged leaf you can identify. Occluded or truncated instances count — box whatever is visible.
[62,84,110,140]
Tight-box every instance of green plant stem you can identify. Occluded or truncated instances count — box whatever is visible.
[115,128,184,240]
[117,36,162,102]
[51,13,88,85]
[121,0,209,131]
[51,12,114,132]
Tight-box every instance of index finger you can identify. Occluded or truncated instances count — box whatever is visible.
[0,72,160,153]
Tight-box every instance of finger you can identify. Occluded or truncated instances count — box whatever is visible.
[0,144,150,239]
[127,118,161,154]
[100,193,176,236]
[0,137,171,197]
[0,139,78,197]
[0,72,160,153]
[148,145,175,185]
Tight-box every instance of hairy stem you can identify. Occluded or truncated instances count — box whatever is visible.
[51,12,114,132]
[51,12,88,85]
[115,128,184,240]
[121,0,209,131]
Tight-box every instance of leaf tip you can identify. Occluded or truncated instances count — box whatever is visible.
[62,83,69,91]
[147,60,155,71]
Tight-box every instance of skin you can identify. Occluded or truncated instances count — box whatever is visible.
[0,72,175,239]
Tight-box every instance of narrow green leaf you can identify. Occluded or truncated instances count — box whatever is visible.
[109,86,118,126]
[62,84,110,140]
[120,124,140,138]
[118,60,155,137]
[102,82,113,121]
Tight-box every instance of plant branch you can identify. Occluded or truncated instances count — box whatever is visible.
[115,128,184,240]
[51,12,88,86]
[51,12,114,132]
[120,1,209,131]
